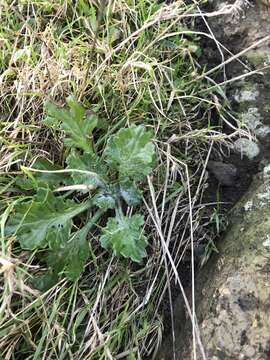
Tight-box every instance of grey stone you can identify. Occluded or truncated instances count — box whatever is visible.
[241,108,270,139]
[234,86,259,103]
[242,107,262,131]
[263,163,270,179]
[255,125,270,139]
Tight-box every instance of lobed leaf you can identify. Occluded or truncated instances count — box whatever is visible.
[6,190,92,250]
[47,224,90,281]
[104,125,156,181]
[31,272,59,292]
[44,96,97,152]
[66,150,107,189]
[93,192,116,210]
[100,214,147,263]
[15,158,69,190]
[119,180,142,206]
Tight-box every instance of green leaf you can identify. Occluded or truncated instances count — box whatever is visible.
[43,102,63,128]
[93,191,116,210]
[6,190,92,250]
[47,225,90,281]
[100,214,147,263]
[66,150,107,189]
[104,125,155,181]
[119,180,141,206]
[31,272,59,292]
[15,158,68,190]
[44,96,97,152]
[93,180,141,210]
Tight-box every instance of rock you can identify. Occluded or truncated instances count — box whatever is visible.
[242,107,262,131]
[246,48,270,67]
[157,178,270,360]
[190,178,270,360]
[234,138,260,160]
[255,125,270,138]
[263,163,270,179]
[241,108,270,139]
[234,85,259,103]
[207,160,237,186]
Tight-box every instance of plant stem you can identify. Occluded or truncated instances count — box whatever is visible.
[83,208,107,233]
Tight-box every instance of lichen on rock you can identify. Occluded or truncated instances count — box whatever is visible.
[233,138,260,160]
